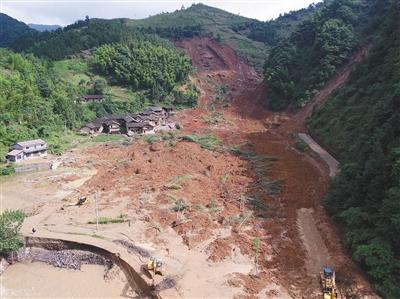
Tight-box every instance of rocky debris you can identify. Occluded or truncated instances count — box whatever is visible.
[15,248,113,270]
[113,240,151,258]
[150,142,163,152]
[155,276,177,291]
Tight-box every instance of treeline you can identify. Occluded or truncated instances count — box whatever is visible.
[308,2,400,296]
[11,18,167,60]
[136,24,203,39]
[91,42,196,106]
[92,42,191,91]
[264,0,382,110]
[231,3,321,46]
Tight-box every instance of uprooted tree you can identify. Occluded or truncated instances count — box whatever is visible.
[0,210,25,256]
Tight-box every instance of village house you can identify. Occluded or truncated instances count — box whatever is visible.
[6,139,48,163]
[79,122,103,135]
[79,107,174,136]
[126,121,155,134]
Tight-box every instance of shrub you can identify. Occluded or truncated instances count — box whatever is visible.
[0,165,15,176]
[0,210,25,255]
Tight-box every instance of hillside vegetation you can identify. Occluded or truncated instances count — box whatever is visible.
[128,3,319,70]
[11,18,158,60]
[264,0,384,110]
[8,4,317,72]
[308,1,400,296]
[0,30,195,159]
[0,13,35,47]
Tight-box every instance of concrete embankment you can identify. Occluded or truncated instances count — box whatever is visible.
[1,236,161,299]
[298,133,339,177]
[24,236,159,298]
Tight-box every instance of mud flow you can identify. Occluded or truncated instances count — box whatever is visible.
[1,262,128,298]
[6,37,376,298]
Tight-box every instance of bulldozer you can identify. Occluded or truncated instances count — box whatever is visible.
[321,267,338,299]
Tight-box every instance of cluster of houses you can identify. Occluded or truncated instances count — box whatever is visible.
[4,107,176,163]
[79,106,176,136]
[6,139,48,163]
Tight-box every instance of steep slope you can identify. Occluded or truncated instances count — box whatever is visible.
[264,0,388,110]
[308,2,400,297]
[0,13,35,47]
[10,4,317,72]
[128,3,319,70]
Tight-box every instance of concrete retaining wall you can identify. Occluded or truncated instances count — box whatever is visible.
[15,162,51,173]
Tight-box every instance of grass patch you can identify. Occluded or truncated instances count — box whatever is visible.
[165,173,192,190]
[230,146,283,196]
[91,134,128,143]
[207,199,222,213]
[180,134,222,151]
[172,199,188,212]
[203,111,226,125]
[143,134,160,144]
[88,215,128,225]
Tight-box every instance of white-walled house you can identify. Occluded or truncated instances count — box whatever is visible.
[6,139,48,163]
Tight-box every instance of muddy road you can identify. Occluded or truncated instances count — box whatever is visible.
[177,37,376,298]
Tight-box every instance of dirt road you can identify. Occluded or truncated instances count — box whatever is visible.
[178,37,377,297]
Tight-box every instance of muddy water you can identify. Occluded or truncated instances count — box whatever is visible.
[0,262,128,298]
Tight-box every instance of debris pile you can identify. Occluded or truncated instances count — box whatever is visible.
[15,248,113,270]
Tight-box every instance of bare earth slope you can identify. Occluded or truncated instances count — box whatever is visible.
[17,37,377,298]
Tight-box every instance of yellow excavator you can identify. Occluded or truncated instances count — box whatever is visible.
[321,267,338,299]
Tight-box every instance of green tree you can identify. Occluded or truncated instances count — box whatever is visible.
[0,210,25,255]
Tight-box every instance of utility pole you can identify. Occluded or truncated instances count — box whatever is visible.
[95,191,99,231]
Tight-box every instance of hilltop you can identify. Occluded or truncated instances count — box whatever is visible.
[128,3,320,69]
[0,13,35,47]
[7,3,319,71]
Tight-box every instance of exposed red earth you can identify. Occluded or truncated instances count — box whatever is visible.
[14,37,377,298]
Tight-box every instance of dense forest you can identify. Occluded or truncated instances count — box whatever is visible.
[0,13,35,47]
[264,0,384,110]
[11,18,166,60]
[308,1,400,296]
[92,42,192,99]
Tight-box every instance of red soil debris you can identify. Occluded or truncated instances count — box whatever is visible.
[72,37,375,298]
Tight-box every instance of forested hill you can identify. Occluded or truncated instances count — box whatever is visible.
[10,4,319,71]
[308,1,400,297]
[128,3,321,69]
[264,0,388,110]
[0,13,35,47]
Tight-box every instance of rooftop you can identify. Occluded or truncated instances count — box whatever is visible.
[15,139,46,147]
[7,149,23,156]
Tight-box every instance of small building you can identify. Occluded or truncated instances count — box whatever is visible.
[79,122,103,135]
[6,149,24,163]
[103,119,121,134]
[6,139,48,163]
[80,95,104,103]
[126,122,155,134]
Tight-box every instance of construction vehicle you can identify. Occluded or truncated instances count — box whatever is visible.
[145,257,163,285]
[321,267,338,299]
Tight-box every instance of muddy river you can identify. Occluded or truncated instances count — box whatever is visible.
[0,262,128,298]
